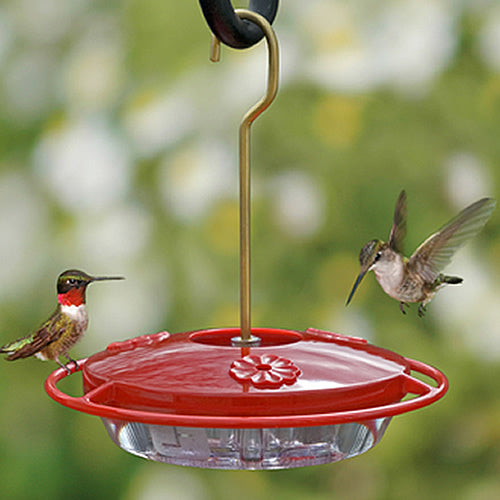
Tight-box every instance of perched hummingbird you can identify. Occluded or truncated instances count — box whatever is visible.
[0,270,124,371]
[346,191,496,316]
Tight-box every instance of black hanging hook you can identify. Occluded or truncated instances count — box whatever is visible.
[199,0,279,49]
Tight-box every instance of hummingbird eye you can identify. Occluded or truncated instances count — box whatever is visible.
[374,252,382,262]
[67,278,77,285]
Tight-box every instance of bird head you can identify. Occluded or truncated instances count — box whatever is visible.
[57,269,124,306]
[346,239,386,306]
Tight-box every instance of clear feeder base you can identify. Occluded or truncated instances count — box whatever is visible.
[101,417,392,469]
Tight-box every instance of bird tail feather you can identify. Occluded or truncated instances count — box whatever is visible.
[441,275,463,285]
[0,337,33,360]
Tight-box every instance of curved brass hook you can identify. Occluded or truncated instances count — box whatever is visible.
[210,9,279,344]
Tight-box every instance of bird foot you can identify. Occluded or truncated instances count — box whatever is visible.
[399,302,408,315]
[66,357,80,372]
[57,361,73,375]
[418,304,427,318]
[59,357,79,374]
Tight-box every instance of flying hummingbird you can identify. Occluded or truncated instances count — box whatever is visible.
[346,190,496,316]
[0,269,124,371]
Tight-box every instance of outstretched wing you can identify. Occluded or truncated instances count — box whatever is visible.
[408,197,496,282]
[0,310,70,360]
[388,190,407,254]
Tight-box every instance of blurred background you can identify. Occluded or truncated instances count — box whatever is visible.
[0,0,499,498]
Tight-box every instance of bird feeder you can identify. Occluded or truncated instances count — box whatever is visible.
[45,1,448,470]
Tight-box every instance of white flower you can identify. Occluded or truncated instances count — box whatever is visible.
[33,117,132,213]
[159,140,235,221]
[271,171,324,238]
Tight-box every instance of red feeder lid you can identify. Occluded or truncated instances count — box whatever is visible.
[45,327,447,428]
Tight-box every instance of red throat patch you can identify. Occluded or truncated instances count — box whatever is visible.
[58,288,85,307]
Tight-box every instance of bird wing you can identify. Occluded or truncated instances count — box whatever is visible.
[388,190,407,254]
[408,197,496,282]
[0,310,71,360]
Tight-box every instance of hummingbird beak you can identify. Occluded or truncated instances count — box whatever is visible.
[346,270,367,306]
[89,275,125,283]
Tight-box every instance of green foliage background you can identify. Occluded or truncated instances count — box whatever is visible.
[0,1,499,499]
